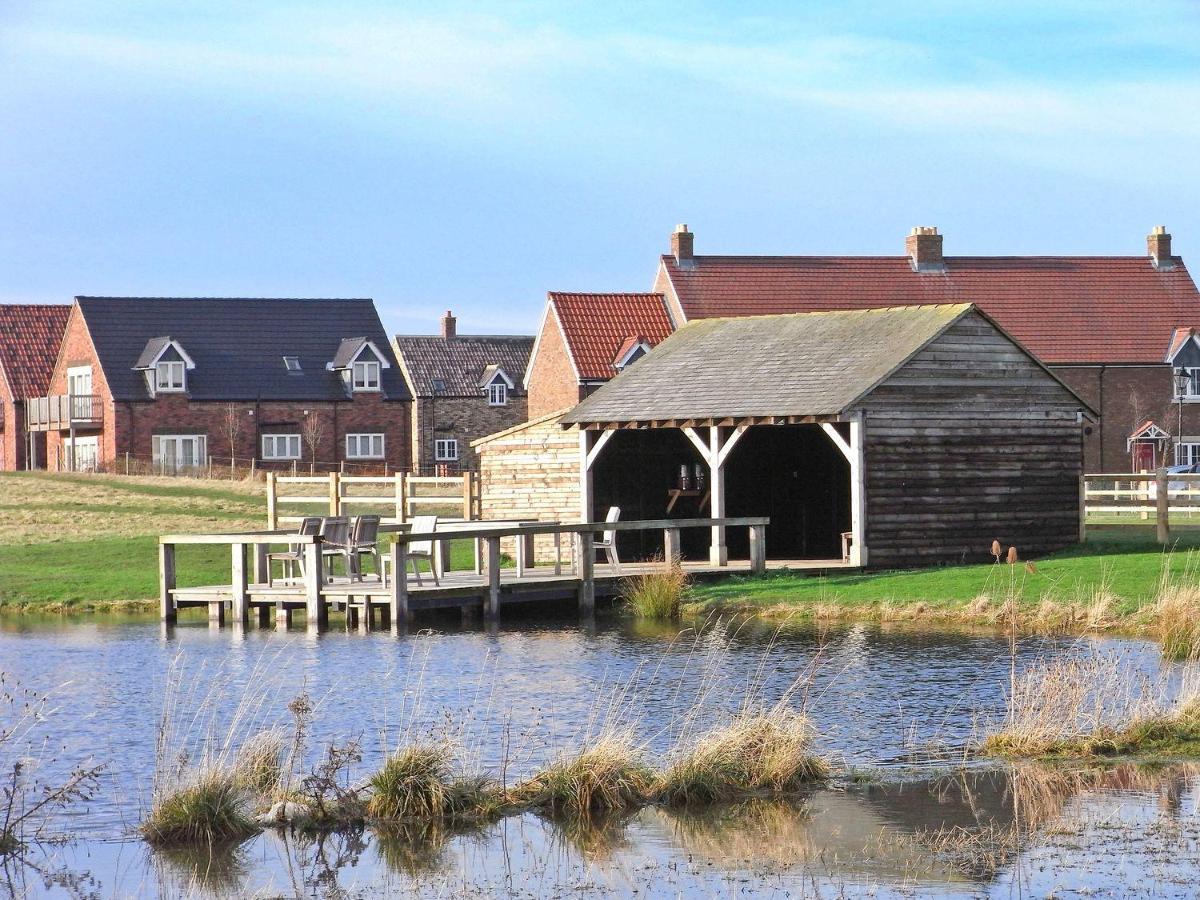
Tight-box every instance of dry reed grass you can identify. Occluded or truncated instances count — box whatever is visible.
[621,561,688,620]
[513,730,654,817]
[140,770,257,847]
[366,744,500,823]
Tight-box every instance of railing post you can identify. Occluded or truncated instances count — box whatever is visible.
[1078,474,1087,543]
[749,524,767,576]
[329,472,340,517]
[1157,468,1170,545]
[304,540,326,629]
[485,536,501,621]
[577,531,595,618]
[462,472,473,520]
[159,542,176,624]
[231,542,248,627]
[398,471,408,523]
[253,543,269,584]
[390,539,410,628]
[663,528,681,566]
[266,472,278,529]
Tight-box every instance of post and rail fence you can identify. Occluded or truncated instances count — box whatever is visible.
[265,470,479,528]
[1081,471,1200,544]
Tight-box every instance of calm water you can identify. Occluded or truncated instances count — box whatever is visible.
[0,611,1193,897]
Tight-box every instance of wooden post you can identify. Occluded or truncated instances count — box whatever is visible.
[329,472,340,517]
[462,472,473,520]
[159,542,176,624]
[395,471,406,523]
[577,532,595,617]
[390,540,410,628]
[485,536,501,621]
[1157,468,1170,545]
[253,543,269,585]
[275,601,292,630]
[256,604,270,627]
[208,601,225,627]
[709,426,727,566]
[1078,474,1088,543]
[579,430,593,523]
[304,541,326,629]
[266,472,278,529]
[231,543,248,626]
[663,528,681,566]
[848,417,867,566]
[749,525,767,575]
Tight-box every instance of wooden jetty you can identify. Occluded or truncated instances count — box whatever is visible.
[158,517,847,631]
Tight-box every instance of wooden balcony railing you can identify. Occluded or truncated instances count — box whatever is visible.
[24,394,102,432]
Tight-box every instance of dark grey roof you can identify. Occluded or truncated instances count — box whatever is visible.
[133,336,173,369]
[562,304,975,424]
[393,334,533,397]
[76,297,409,402]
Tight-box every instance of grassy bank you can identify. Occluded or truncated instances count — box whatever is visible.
[687,528,1200,633]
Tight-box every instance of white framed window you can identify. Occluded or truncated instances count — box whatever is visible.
[1177,443,1200,466]
[487,382,507,406]
[152,434,207,473]
[352,360,381,391]
[261,434,302,460]
[435,438,458,461]
[156,360,186,392]
[1175,368,1200,400]
[63,436,99,472]
[346,433,385,459]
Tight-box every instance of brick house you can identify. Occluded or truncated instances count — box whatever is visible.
[524,292,675,419]
[653,224,1200,471]
[0,304,71,470]
[393,311,533,472]
[30,297,411,472]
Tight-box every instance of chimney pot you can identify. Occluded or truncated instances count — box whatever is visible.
[670,224,694,262]
[906,226,945,273]
[1148,226,1174,269]
[441,310,457,339]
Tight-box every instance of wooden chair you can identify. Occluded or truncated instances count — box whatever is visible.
[383,515,440,587]
[266,517,322,586]
[320,517,351,580]
[594,506,621,573]
[348,515,382,582]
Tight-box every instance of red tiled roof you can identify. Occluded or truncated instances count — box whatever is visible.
[549,292,674,380]
[661,255,1200,365]
[0,305,71,399]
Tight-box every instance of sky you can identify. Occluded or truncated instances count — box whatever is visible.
[2,1,1199,335]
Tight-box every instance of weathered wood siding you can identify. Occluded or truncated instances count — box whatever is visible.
[473,411,580,561]
[855,311,1086,567]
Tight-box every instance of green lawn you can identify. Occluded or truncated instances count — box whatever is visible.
[689,527,1200,617]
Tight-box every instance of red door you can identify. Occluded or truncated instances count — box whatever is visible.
[1132,442,1156,471]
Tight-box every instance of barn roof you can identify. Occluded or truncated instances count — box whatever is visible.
[562,303,1088,427]
[75,297,408,402]
[660,254,1200,365]
[0,304,71,399]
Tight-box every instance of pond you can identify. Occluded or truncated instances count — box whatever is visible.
[0,611,1194,897]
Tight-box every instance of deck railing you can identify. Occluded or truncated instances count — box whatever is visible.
[158,516,769,629]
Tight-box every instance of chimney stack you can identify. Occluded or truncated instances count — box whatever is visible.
[1148,226,1174,270]
[906,226,945,273]
[441,310,457,339]
[670,223,694,262]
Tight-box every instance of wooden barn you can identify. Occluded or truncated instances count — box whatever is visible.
[559,303,1095,569]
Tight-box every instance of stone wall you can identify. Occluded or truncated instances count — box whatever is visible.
[474,410,580,561]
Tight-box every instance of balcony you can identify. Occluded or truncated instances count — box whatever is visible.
[25,395,103,432]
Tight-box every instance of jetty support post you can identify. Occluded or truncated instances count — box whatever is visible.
[389,539,410,629]
[231,542,248,627]
[159,541,176,624]
[303,540,326,630]
[577,531,595,618]
[485,536,501,621]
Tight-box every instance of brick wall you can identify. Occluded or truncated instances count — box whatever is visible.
[44,307,114,467]
[411,393,530,472]
[475,411,580,561]
[0,376,15,471]
[527,307,584,418]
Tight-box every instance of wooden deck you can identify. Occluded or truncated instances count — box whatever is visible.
[159,516,858,630]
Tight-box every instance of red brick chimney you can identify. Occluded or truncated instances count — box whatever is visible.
[670,224,693,262]
[906,226,945,273]
[441,310,457,339]
[1148,226,1174,270]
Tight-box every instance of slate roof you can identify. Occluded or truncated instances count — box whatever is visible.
[548,293,674,380]
[660,255,1200,365]
[75,297,408,402]
[393,334,533,398]
[0,304,71,399]
[563,304,993,424]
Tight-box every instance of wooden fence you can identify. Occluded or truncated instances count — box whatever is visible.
[266,471,478,528]
[1082,471,1200,544]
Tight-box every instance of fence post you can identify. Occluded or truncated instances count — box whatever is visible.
[1157,468,1170,545]
[328,471,340,517]
[1078,475,1087,543]
[577,531,595,618]
[749,524,767,575]
[397,471,408,523]
[663,528,681,566]
[159,542,176,624]
[125,451,130,475]
[266,472,278,529]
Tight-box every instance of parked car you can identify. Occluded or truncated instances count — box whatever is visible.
[1148,463,1200,498]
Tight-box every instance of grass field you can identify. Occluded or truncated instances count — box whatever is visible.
[0,472,474,611]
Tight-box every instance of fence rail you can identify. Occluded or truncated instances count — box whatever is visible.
[265,471,478,528]
[1082,471,1200,544]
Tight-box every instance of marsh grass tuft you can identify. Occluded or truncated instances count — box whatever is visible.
[141,771,258,847]
[232,729,285,795]
[656,708,828,805]
[1151,578,1200,660]
[622,561,688,620]
[514,731,654,817]
[367,744,500,823]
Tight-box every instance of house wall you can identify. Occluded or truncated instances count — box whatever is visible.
[856,311,1087,568]
[474,412,580,561]
[411,394,530,472]
[527,308,584,419]
[0,372,15,470]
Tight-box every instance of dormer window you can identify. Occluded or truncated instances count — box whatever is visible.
[479,366,514,406]
[352,359,381,391]
[613,336,652,372]
[488,381,507,406]
[283,356,301,372]
[156,360,186,392]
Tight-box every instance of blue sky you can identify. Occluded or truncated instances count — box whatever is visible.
[2,1,1198,335]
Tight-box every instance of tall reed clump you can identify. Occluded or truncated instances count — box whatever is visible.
[514,730,654,817]
[980,649,1200,758]
[656,706,829,806]
[622,561,688,621]
[141,771,259,847]
[366,744,500,823]
[1150,575,1200,661]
